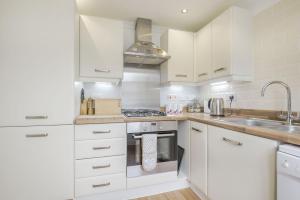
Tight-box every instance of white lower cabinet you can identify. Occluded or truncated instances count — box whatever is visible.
[75,173,126,197]
[75,123,126,198]
[207,125,278,200]
[76,155,126,178]
[75,123,126,140]
[190,122,208,197]
[0,125,74,200]
[75,138,126,159]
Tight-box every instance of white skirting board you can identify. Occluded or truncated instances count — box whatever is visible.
[190,184,208,200]
[76,172,190,200]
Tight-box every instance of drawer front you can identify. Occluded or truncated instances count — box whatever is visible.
[76,156,126,178]
[75,138,126,159]
[75,173,126,197]
[75,123,126,140]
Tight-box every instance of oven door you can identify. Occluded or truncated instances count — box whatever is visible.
[127,131,178,177]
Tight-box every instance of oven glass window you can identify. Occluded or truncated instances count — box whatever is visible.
[127,131,177,166]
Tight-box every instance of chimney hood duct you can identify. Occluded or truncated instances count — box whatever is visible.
[124,18,170,65]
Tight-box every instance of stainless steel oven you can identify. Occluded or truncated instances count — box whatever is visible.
[127,121,178,178]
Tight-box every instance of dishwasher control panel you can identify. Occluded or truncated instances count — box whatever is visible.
[277,152,300,178]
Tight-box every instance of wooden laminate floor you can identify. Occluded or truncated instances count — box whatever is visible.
[134,188,201,200]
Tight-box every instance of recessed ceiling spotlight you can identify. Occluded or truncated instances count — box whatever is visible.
[181,9,188,14]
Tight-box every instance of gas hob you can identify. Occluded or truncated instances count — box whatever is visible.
[122,109,166,117]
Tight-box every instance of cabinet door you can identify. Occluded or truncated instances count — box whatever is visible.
[211,9,231,78]
[208,126,277,200]
[194,25,211,82]
[190,122,208,196]
[0,0,74,126]
[80,16,123,79]
[0,126,74,200]
[167,30,194,82]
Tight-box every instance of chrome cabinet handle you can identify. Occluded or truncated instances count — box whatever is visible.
[191,127,202,133]
[25,115,48,120]
[175,74,188,78]
[132,133,175,139]
[214,67,226,73]
[92,182,111,188]
[92,164,111,169]
[223,137,243,146]
[93,146,111,150]
[93,130,111,134]
[198,73,208,77]
[26,133,48,138]
[94,69,111,73]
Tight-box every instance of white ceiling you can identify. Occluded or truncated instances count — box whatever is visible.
[77,0,280,31]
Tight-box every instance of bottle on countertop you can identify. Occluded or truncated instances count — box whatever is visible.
[87,97,95,115]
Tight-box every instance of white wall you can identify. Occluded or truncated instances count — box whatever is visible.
[200,0,300,112]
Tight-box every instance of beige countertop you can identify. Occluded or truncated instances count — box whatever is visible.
[74,113,300,146]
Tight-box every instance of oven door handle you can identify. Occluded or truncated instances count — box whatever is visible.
[132,133,175,139]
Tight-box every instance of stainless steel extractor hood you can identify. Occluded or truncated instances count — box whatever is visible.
[124,18,170,65]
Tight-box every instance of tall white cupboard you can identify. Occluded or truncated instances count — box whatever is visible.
[0,0,75,199]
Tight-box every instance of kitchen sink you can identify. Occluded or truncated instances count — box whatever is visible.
[266,125,300,133]
[221,117,284,127]
[219,117,300,134]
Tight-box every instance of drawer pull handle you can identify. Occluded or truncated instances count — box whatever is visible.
[214,67,226,73]
[175,74,188,78]
[92,164,111,169]
[93,146,111,150]
[191,127,202,133]
[26,133,48,138]
[223,137,243,146]
[132,133,175,139]
[93,130,111,134]
[198,73,208,77]
[25,115,48,120]
[92,182,111,188]
[94,69,111,73]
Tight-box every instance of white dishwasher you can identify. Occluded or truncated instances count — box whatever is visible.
[277,144,300,200]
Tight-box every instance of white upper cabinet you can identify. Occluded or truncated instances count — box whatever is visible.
[79,16,124,81]
[160,29,194,83]
[0,0,74,126]
[207,126,278,200]
[211,9,232,78]
[211,6,253,80]
[195,6,253,82]
[194,24,212,82]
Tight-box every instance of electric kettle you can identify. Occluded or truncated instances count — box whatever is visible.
[208,98,225,116]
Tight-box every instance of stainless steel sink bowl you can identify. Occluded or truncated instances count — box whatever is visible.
[220,117,284,127]
[219,117,300,134]
[266,125,300,133]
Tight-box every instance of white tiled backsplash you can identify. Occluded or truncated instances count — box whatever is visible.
[160,85,201,108]
[200,0,300,111]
